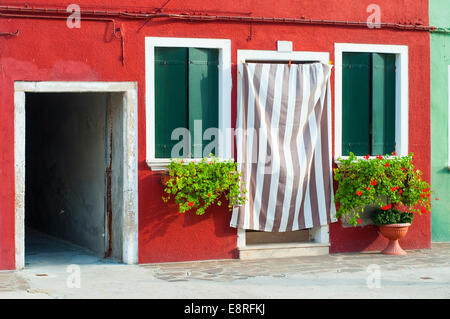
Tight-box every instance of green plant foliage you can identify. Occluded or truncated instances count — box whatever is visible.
[372,208,414,225]
[333,152,431,226]
[162,155,247,215]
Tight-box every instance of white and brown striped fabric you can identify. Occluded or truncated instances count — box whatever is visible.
[231,62,337,232]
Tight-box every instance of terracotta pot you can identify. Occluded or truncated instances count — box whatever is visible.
[378,223,411,255]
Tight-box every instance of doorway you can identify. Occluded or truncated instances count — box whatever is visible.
[234,49,333,259]
[14,82,138,269]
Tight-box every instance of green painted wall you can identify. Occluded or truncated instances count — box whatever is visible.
[430,0,450,242]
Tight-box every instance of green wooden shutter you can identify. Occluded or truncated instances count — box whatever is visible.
[187,48,219,158]
[154,47,188,158]
[371,53,396,155]
[342,52,372,156]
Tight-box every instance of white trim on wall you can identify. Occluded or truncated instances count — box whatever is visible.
[238,50,330,65]
[145,37,232,170]
[236,49,330,249]
[334,43,409,159]
[448,65,450,170]
[14,81,139,269]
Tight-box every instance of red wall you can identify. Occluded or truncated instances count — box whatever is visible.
[0,0,430,269]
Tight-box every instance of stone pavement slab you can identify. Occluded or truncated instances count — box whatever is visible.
[1,243,449,299]
[142,243,450,283]
[0,272,29,292]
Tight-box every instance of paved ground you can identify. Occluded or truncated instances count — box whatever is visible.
[0,232,449,299]
[146,244,450,282]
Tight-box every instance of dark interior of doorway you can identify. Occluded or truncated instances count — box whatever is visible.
[245,229,311,245]
[24,92,123,266]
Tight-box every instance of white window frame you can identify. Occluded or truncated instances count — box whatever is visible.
[145,37,232,170]
[334,43,409,159]
[236,48,331,249]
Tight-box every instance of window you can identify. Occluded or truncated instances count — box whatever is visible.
[342,52,396,156]
[334,43,409,159]
[145,37,231,170]
[154,47,219,158]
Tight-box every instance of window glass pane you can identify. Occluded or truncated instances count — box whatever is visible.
[154,47,188,158]
[342,52,396,156]
[342,52,371,156]
[372,53,396,155]
[188,48,219,158]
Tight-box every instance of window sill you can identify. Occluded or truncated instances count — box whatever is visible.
[147,158,201,171]
[334,154,405,165]
[146,159,172,171]
[146,157,235,171]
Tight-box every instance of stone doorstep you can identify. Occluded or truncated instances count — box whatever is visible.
[238,242,330,260]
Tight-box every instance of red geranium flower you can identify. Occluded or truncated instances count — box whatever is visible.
[392,150,397,156]
[364,154,370,160]
[401,168,406,171]
[207,193,211,197]
[385,163,390,168]
[370,180,377,186]
[358,219,362,225]
[187,201,195,208]
[399,189,403,194]
[356,190,363,196]
[376,155,383,160]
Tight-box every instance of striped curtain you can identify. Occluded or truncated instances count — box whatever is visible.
[230,62,337,232]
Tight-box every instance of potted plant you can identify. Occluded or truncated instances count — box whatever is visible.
[372,208,413,255]
[333,152,432,255]
[161,155,247,215]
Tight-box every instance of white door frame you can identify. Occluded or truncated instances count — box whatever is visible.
[236,48,331,248]
[14,81,139,269]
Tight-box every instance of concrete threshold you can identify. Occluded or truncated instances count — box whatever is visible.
[239,242,330,260]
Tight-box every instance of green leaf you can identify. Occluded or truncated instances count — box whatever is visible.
[161,155,247,215]
[334,153,430,227]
